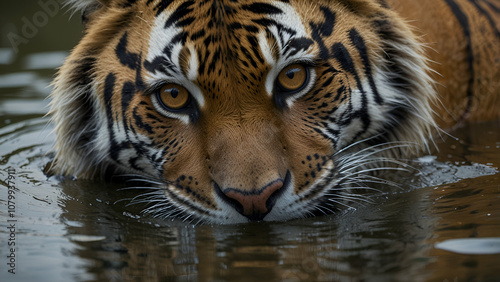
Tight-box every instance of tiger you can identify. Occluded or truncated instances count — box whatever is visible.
[48,0,500,224]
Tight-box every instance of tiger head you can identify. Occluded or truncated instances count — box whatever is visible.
[50,0,436,223]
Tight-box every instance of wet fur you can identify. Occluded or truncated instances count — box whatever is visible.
[49,0,500,223]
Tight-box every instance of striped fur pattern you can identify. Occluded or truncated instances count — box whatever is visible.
[49,0,500,224]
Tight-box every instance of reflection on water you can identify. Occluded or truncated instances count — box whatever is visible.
[0,1,499,281]
[435,238,500,255]
[0,72,38,88]
[23,51,67,70]
[9,161,492,281]
[0,48,15,65]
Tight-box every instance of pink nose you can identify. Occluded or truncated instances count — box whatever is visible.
[218,178,286,221]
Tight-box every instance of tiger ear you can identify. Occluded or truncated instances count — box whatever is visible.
[65,0,111,24]
[65,0,111,13]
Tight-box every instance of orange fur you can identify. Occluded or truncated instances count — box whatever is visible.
[388,0,500,127]
[49,0,500,223]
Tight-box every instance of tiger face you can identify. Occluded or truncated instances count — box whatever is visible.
[50,0,439,224]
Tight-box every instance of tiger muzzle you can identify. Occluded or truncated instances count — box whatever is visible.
[214,171,290,221]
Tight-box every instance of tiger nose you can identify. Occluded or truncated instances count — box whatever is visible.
[217,179,285,221]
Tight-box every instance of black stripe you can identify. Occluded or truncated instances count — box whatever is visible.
[331,43,367,107]
[252,18,278,27]
[483,0,500,13]
[169,31,188,47]
[284,37,315,57]
[115,32,140,70]
[443,0,475,120]
[331,43,371,138]
[176,16,196,28]
[372,18,413,93]
[122,81,135,133]
[207,47,221,74]
[143,55,173,76]
[197,48,207,77]
[68,57,96,88]
[164,1,195,29]
[348,28,383,104]
[132,106,154,134]
[67,57,98,149]
[247,35,265,64]
[104,73,116,114]
[309,7,336,60]
[241,3,283,14]
[334,85,348,102]
[467,0,500,38]
[190,29,206,41]
[318,7,336,36]
[134,53,145,91]
[116,33,145,92]
[128,157,143,171]
[240,46,258,68]
[104,73,120,162]
[147,0,175,17]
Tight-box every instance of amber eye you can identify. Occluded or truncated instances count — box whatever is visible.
[276,64,309,93]
[157,84,191,111]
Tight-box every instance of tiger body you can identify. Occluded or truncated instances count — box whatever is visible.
[391,0,500,126]
[49,0,500,223]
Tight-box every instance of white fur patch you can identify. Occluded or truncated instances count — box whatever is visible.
[266,160,335,221]
[186,45,198,81]
[258,31,275,66]
[258,3,316,98]
[145,10,205,120]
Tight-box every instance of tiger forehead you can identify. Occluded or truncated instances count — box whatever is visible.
[144,0,316,87]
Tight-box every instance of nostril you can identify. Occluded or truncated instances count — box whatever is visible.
[214,182,246,216]
[265,170,290,214]
[223,180,282,221]
[214,171,290,221]
[262,181,283,212]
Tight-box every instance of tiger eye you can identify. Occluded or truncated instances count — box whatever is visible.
[277,64,308,91]
[158,84,190,110]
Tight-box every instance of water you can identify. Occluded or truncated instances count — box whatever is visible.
[1,1,499,281]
